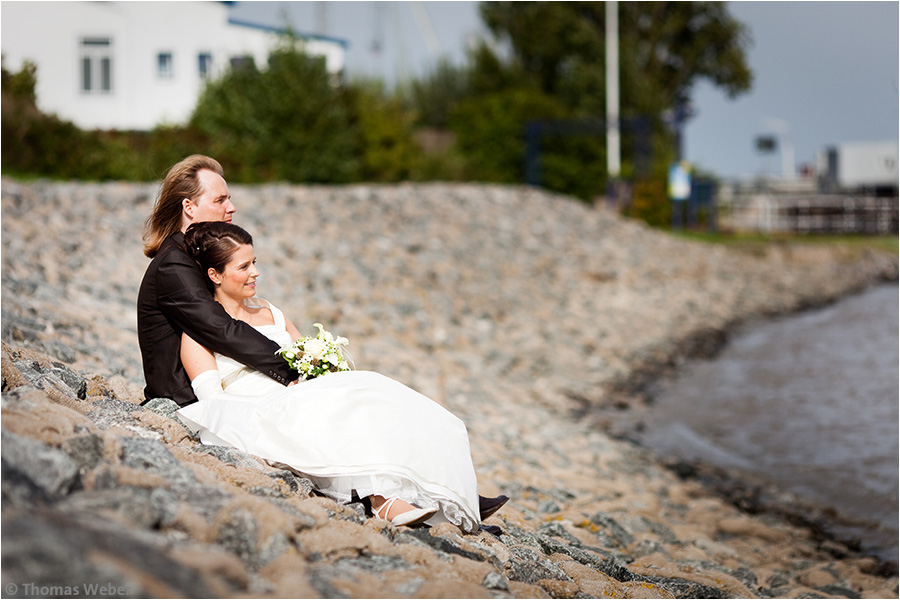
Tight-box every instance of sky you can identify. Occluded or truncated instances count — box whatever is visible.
[230,1,900,181]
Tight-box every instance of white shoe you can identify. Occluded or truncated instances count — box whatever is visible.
[373,497,437,527]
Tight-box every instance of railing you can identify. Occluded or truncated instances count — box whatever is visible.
[718,194,898,235]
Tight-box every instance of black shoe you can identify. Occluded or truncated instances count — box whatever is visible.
[478,494,509,520]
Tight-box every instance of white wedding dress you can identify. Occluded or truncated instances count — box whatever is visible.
[176,299,481,532]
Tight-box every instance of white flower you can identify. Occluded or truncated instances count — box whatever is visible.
[304,338,328,358]
[313,322,333,342]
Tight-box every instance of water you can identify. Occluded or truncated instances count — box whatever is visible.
[639,284,899,563]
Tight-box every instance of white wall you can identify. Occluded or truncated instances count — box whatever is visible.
[1,1,345,130]
[836,142,898,189]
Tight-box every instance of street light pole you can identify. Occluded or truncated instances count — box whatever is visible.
[606,0,620,181]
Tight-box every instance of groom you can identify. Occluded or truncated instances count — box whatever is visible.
[137,155,297,407]
[137,155,508,521]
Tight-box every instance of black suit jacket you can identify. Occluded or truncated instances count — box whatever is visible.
[137,232,298,406]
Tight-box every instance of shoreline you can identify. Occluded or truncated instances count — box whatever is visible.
[587,280,899,574]
[2,179,898,598]
[659,451,898,576]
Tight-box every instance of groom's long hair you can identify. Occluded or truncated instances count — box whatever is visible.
[143,155,224,258]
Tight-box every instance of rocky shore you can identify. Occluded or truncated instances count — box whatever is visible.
[2,179,897,598]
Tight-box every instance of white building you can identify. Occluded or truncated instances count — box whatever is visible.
[1,1,347,130]
[817,141,899,194]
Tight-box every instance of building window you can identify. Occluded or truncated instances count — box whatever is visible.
[157,52,174,78]
[198,52,213,79]
[80,37,112,93]
[229,55,254,71]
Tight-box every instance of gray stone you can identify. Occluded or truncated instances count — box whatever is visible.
[193,445,315,496]
[397,528,486,563]
[12,359,82,399]
[47,363,87,398]
[631,539,670,558]
[533,530,623,571]
[306,567,349,599]
[592,556,638,583]
[766,570,791,588]
[500,523,544,551]
[0,387,36,410]
[641,574,732,599]
[62,434,105,476]
[538,521,583,546]
[1,430,80,505]
[57,487,164,529]
[395,576,426,596]
[213,502,291,568]
[344,500,367,520]
[729,566,758,590]
[119,437,193,485]
[536,499,561,514]
[482,570,510,591]
[1,308,43,344]
[148,488,181,527]
[1,508,222,598]
[818,586,860,599]
[334,554,412,574]
[112,437,233,520]
[505,555,573,586]
[638,516,678,544]
[215,504,260,564]
[590,511,636,548]
[85,397,146,431]
[142,397,192,433]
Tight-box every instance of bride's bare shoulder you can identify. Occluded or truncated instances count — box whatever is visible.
[242,298,276,325]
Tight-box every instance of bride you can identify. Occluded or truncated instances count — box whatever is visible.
[176,221,483,532]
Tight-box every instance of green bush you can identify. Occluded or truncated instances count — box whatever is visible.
[450,88,564,184]
[450,87,607,200]
[405,57,471,129]
[3,60,96,178]
[628,178,670,227]
[191,41,358,183]
[344,80,421,182]
[1,58,153,180]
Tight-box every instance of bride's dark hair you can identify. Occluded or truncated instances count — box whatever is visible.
[184,222,253,290]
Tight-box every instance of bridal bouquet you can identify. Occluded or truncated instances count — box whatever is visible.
[277,323,352,380]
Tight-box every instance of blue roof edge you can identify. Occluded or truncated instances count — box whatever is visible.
[227,17,350,49]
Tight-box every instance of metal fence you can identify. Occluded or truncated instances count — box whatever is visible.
[718,193,898,235]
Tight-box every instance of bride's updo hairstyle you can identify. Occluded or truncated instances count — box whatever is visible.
[184,222,253,291]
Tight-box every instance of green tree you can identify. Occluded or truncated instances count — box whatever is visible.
[191,38,358,183]
[1,58,138,179]
[479,1,752,117]
[451,88,560,183]
[345,79,421,182]
[405,57,471,129]
[1,57,37,105]
[450,86,607,200]
[465,1,752,209]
